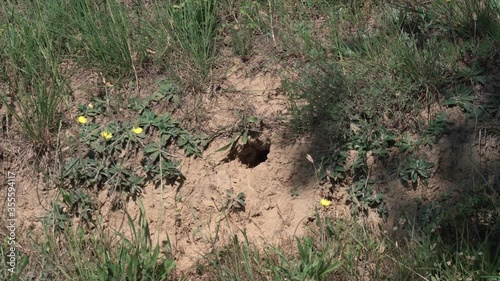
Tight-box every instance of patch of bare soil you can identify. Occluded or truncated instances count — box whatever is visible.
[97,58,332,271]
[0,142,58,241]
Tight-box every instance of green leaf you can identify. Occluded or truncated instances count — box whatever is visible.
[172,94,181,105]
[247,116,259,124]
[150,91,166,102]
[412,172,418,183]
[143,143,158,154]
[15,255,29,277]
[241,130,248,145]
[158,80,175,94]
[177,135,188,146]
[216,135,240,152]
[373,193,385,203]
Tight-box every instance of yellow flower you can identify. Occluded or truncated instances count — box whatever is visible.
[131,127,143,134]
[77,116,88,124]
[101,131,113,140]
[320,198,332,207]
[88,103,94,109]
[472,12,477,21]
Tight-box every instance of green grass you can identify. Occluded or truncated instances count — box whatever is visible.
[1,200,175,281]
[0,0,219,146]
[63,0,138,79]
[3,203,498,280]
[146,0,219,87]
[0,1,69,148]
[282,0,499,141]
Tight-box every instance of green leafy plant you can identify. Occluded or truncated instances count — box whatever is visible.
[142,140,184,185]
[349,152,368,178]
[107,164,146,198]
[62,157,107,188]
[216,115,261,153]
[42,189,95,231]
[423,113,451,143]
[397,132,419,154]
[139,109,203,157]
[60,189,96,227]
[223,189,246,212]
[155,79,181,106]
[319,149,348,183]
[399,157,434,185]
[346,180,387,218]
[129,79,181,113]
[78,98,107,117]
[44,202,71,233]
[444,85,476,114]
[62,94,203,197]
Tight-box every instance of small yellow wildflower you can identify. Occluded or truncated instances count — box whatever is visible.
[320,198,331,207]
[472,12,477,21]
[77,116,88,124]
[131,127,143,134]
[101,131,113,140]
[88,103,94,109]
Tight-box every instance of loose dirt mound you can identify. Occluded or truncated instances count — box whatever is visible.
[0,57,329,272]
[78,60,337,271]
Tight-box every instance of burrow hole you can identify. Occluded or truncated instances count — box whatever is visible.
[230,139,270,168]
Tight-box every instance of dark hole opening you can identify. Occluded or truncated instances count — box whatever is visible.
[238,140,270,168]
